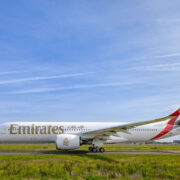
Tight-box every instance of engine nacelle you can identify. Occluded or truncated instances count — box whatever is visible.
[56,134,80,150]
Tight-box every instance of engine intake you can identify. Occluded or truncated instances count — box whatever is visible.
[56,134,80,150]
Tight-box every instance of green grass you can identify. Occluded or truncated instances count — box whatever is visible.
[0,144,55,151]
[0,144,179,179]
[0,144,180,151]
[0,154,179,179]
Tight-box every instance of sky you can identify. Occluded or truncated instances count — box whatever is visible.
[0,0,180,141]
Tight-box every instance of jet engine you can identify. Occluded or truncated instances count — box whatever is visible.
[56,134,80,150]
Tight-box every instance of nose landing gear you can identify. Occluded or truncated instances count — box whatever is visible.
[89,146,105,153]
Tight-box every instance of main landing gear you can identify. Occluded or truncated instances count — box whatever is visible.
[89,146,105,153]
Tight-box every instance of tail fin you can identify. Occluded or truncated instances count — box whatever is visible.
[169,108,180,117]
[151,108,180,140]
[167,108,180,125]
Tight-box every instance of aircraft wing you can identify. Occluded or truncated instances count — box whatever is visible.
[83,108,180,138]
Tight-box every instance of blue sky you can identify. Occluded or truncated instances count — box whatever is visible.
[0,1,180,140]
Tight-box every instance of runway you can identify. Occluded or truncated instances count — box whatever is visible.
[0,150,179,155]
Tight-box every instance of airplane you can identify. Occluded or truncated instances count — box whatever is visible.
[0,108,180,153]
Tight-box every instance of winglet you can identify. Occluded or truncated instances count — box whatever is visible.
[169,108,180,117]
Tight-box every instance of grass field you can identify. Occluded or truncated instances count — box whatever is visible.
[0,144,179,179]
[0,144,180,151]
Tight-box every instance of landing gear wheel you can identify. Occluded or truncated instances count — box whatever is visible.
[89,147,93,151]
[99,147,105,153]
[92,147,97,153]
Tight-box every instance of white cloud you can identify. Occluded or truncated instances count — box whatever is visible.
[155,53,180,58]
[131,62,180,71]
[8,82,139,94]
[0,72,93,85]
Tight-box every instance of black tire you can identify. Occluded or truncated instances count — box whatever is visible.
[89,147,93,151]
[92,147,97,153]
[99,148,105,153]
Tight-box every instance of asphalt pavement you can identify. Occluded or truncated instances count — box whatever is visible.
[0,150,179,155]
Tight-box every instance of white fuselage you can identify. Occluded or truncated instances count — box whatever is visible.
[0,121,179,144]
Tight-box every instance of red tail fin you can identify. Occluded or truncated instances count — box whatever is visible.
[151,108,180,140]
[169,108,180,117]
